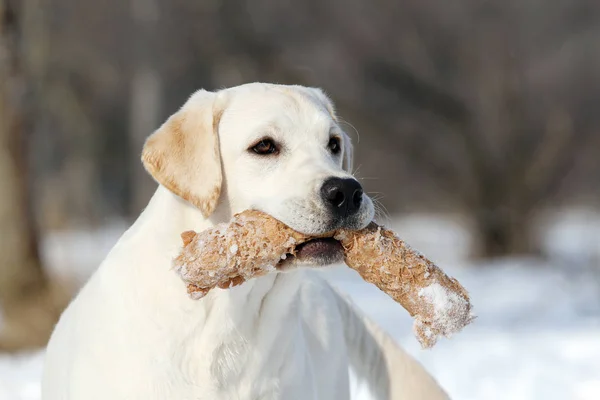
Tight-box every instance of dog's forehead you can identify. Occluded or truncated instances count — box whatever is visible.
[219,86,335,140]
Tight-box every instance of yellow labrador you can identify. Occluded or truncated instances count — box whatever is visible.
[42,83,449,400]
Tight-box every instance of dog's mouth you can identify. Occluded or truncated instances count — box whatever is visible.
[278,237,344,270]
[296,237,344,261]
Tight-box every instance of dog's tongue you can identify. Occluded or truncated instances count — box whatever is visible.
[295,238,343,260]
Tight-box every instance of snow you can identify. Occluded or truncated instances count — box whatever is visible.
[418,283,451,310]
[1,210,600,400]
[324,262,600,400]
[416,281,472,343]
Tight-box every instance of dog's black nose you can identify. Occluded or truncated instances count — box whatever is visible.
[321,177,363,219]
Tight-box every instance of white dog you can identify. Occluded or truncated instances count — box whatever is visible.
[42,83,449,400]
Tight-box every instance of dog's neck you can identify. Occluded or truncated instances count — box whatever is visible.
[123,185,305,330]
[139,185,230,235]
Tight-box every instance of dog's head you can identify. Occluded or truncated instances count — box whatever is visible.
[142,83,374,266]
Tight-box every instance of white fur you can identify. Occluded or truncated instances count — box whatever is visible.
[42,83,449,400]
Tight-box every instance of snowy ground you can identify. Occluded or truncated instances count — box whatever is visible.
[1,210,600,400]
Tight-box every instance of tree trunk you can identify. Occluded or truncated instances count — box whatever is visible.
[129,0,162,216]
[473,207,538,259]
[0,0,69,352]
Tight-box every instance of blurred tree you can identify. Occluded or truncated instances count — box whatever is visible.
[357,1,600,257]
[17,0,600,260]
[128,0,162,215]
[0,0,68,351]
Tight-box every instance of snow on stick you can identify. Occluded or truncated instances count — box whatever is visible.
[334,223,474,348]
[173,210,474,348]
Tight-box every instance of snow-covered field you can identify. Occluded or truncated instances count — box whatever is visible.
[2,210,600,400]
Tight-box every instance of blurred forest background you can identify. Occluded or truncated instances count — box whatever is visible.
[1,0,599,351]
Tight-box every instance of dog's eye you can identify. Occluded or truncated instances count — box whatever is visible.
[251,139,278,155]
[328,137,341,155]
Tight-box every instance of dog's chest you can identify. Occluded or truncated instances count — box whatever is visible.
[169,276,350,399]
[176,314,319,399]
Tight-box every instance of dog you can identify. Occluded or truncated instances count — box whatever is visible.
[42,83,449,400]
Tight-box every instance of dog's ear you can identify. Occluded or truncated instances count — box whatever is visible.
[341,132,354,173]
[141,89,225,218]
